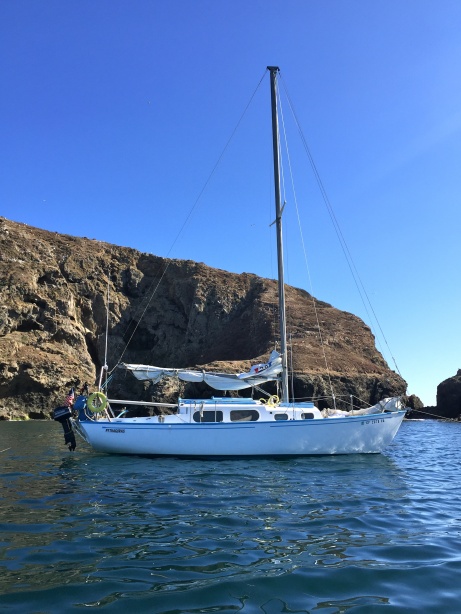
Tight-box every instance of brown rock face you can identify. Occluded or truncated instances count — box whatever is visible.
[435,370,461,419]
[0,217,406,419]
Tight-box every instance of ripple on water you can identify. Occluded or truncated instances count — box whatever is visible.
[0,420,461,612]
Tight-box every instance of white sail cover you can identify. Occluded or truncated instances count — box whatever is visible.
[122,351,282,391]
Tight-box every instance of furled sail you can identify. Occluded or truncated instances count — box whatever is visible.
[122,350,282,391]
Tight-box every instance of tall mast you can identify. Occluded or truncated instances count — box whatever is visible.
[268,66,289,403]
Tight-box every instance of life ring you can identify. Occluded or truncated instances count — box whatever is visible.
[267,395,280,407]
[87,392,108,413]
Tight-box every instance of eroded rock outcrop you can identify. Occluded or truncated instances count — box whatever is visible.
[0,217,407,419]
[434,370,461,419]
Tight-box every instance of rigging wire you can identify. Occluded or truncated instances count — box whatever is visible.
[98,270,111,390]
[279,74,402,377]
[275,94,299,401]
[277,87,337,408]
[111,70,269,371]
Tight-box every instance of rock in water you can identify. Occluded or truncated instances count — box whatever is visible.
[436,370,461,419]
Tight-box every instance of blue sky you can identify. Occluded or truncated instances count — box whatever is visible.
[1,0,461,406]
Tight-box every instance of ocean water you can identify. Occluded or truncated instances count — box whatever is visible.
[0,420,460,613]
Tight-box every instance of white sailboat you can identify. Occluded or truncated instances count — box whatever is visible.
[68,67,406,456]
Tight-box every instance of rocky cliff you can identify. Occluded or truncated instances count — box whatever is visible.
[0,217,407,420]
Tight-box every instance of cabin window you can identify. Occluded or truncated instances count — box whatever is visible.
[301,412,314,420]
[230,409,260,422]
[193,410,223,423]
[274,413,288,421]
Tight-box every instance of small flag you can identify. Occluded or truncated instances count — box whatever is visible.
[65,387,75,407]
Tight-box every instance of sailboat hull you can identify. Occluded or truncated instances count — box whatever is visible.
[74,410,405,456]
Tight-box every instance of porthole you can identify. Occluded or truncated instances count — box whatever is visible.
[230,409,260,422]
[193,410,223,423]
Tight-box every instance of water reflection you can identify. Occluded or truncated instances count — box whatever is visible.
[1,421,461,613]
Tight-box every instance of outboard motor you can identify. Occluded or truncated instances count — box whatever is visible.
[53,387,77,451]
